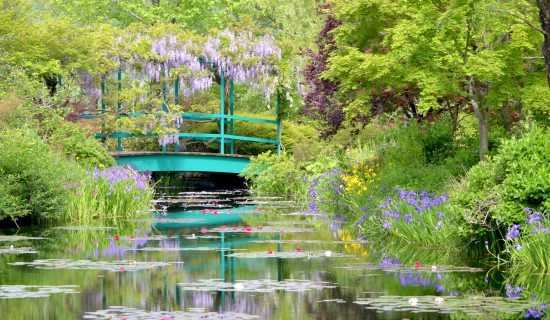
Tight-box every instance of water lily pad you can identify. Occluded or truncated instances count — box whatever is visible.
[252,239,367,245]
[82,306,258,319]
[51,226,116,231]
[9,259,170,272]
[206,226,314,234]
[337,263,484,273]
[0,235,45,242]
[133,247,230,252]
[316,299,346,303]
[281,211,323,217]
[354,295,539,315]
[0,246,38,254]
[265,221,314,226]
[0,285,78,299]
[178,279,337,293]
[225,250,352,259]
[131,218,205,223]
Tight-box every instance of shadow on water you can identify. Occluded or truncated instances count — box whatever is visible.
[0,172,548,319]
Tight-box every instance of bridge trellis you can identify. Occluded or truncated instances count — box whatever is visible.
[93,64,282,157]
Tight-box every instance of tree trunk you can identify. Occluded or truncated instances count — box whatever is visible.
[478,107,489,161]
[447,101,460,139]
[500,100,513,133]
[538,0,550,88]
[468,79,490,161]
[43,76,58,97]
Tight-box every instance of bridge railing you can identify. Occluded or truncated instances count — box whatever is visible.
[86,67,283,156]
[91,108,282,156]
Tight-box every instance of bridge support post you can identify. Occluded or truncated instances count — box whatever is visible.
[230,79,235,154]
[219,69,225,154]
[174,77,180,152]
[117,66,123,151]
[161,63,168,153]
[100,75,106,145]
[277,94,282,156]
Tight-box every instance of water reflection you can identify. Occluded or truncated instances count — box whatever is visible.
[0,189,548,319]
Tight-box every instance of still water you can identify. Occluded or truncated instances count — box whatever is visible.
[0,187,547,319]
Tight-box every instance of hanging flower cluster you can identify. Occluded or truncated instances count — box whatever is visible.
[82,28,281,104]
[202,29,282,101]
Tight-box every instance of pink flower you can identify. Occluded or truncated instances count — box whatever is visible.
[200,227,207,234]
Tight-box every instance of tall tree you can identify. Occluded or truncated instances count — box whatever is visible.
[538,0,550,87]
[302,8,345,136]
[326,0,545,160]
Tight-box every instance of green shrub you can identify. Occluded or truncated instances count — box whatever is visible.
[450,126,550,252]
[48,120,115,168]
[240,151,306,197]
[0,127,81,223]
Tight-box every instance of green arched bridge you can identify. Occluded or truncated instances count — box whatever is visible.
[89,70,282,174]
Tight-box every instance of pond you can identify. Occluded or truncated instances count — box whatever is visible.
[0,185,547,319]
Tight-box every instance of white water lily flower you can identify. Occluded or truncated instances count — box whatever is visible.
[408,298,418,306]
[234,283,244,291]
[434,297,444,304]
[324,251,332,257]
[431,265,437,271]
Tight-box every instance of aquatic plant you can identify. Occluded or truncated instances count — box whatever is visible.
[0,285,79,299]
[355,188,457,248]
[505,210,550,274]
[225,250,351,259]
[354,295,540,317]
[83,306,259,319]
[0,246,38,254]
[9,259,170,272]
[178,279,337,293]
[64,165,154,223]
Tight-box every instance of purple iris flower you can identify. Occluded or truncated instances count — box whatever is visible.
[506,224,521,240]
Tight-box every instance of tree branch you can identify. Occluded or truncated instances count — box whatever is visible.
[487,8,547,35]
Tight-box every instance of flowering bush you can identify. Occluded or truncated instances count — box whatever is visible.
[503,209,550,274]
[65,166,154,223]
[356,189,457,248]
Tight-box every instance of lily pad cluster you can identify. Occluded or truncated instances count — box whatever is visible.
[8,259,170,272]
[337,263,484,273]
[178,279,337,293]
[206,226,315,234]
[0,246,38,255]
[0,235,45,242]
[226,250,350,259]
[82,306,259,320]
[354,295,540,316]
[0,285,79,299]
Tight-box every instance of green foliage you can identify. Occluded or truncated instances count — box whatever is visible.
[0,127,81,223]
[6,105,115,168]
[240,151,306,197]
[325,0,546,159]
[454,128,550,226]
[451,126,550,243]
[64,166,154,224]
